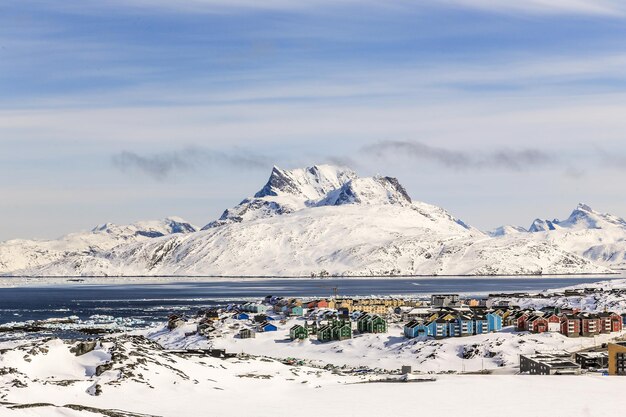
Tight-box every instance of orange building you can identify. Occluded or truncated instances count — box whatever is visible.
[608,342,626,375]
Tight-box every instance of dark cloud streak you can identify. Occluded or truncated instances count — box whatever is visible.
[111,147,270,180]
[361,140,554,171]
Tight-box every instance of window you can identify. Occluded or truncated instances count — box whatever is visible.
[617,353,626,375]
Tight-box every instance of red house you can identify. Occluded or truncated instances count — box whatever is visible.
[599,312,623,333]
[546,313,561,332]
[560,315,581,337]
[530,316,549,333]
[516,313,530,332]
[578,313,601,337]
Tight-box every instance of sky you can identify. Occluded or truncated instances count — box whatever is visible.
[2,0,626,240]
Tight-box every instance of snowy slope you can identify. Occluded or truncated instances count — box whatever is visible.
[491,204,626,269]
[487,225,527,237]
[4,334,626,417]
[0,217,197,274]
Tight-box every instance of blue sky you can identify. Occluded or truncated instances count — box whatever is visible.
[2,0,626,239]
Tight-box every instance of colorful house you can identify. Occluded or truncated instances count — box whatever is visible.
[289,324,308,340]
[289,306,304,316]
[259,322,277,332]
[530,316,549,333]
[331,321,352,340]
[599,312,623,333]
[560,315,581,337]
[356,314,372,333]
[367,315,388,333]
[516,313,530,331]
[579,313,601,337]
[317,324,333,342]
[457,316,474,336]
[404,320,430,338]
[473,316,488,334]
[486,312,503,332]
[432,319,449,338]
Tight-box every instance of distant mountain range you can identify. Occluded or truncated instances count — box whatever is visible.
[1,164,624,277]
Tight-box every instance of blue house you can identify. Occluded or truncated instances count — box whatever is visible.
[457,316,474,336]
[448,320,461,337]
[259,322,277,332]
[474,316,488,334]
[432,319,449,338]
[486,312,503,332]
[236,312,250,320]
[404,320,431,338]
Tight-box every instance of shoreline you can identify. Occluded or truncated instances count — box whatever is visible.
[0,272,624,288]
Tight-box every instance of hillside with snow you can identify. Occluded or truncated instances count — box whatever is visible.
[2,332,625,417]
[1,164,614,277]
[0,217,197,274]
[490,204,626,270]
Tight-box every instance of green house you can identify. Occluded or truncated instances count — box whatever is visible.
[356,314,388,334]
[317,325,333,342]
[357,314,372,333]
[289,324,308,340]
[331,320,352,340]
[289,306,304,316]
[367,315,388,333]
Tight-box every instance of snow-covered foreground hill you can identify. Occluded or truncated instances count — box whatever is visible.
[1,164,622,277]
[0,334,625,417]
[0,336,623,417]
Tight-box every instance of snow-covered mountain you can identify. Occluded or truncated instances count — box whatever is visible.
[0,217,197,274]
[487,204,626,270]
[526,204,626,269]
[3,164,612,277]
[487,225,528,237]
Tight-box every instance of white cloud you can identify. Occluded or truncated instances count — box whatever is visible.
[438,0,626,16]
[23,0,626,16]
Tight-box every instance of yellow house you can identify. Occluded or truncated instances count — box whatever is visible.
[608,342,626,375]
[427,313,439,322]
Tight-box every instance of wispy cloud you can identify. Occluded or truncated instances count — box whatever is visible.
[361,140,554,171]
[40,0,626,16]
[596,148,626,171]
[111,147,270,180]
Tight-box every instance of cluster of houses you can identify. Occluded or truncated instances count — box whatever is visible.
[232,295,409,341]
[227,293,626,343]
[515,309,623,337]
[403,307,503,339]
[287,313,389,342]
[401,303,624,340]
[304,297,414,315]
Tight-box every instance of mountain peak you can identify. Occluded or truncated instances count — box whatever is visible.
[528,218,558,232]
[576,203,593,212]
[316,175,412,207]
[254,164,358,200]
[487,225,528,237]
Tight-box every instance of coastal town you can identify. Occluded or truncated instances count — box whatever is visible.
[160,284,626,377]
